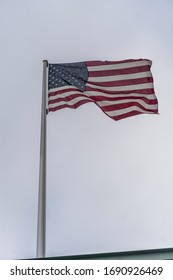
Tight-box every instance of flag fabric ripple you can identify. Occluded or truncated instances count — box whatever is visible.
[48,59,158,121]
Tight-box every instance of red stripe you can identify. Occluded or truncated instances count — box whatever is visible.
[96,106,155,121]
[86,59,150,67]
[87,77,153,87]
[49,99,93,111]
[88,65,151,77]
[102,102,158,113]
[48,87,82,98]
[91,95,158,105]
[48,93,157,106]
[111,110,144,121]
[86,86,155,95]
[48,94,91,105]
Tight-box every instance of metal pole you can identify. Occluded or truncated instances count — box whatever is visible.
[37,60,48,258]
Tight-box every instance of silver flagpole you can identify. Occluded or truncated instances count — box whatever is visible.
[37,60,48,258]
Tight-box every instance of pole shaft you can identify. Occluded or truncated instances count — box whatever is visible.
[37,60,48,258]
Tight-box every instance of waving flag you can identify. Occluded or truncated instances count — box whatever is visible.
[48,59,158,121]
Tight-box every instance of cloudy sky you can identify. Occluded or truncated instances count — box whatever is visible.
[0,0,173,259]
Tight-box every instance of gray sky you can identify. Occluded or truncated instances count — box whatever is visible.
[0,0,173,259]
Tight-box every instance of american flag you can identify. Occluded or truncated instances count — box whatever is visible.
[48,59,158,121]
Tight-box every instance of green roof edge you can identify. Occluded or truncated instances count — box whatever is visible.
[33,247,173,260]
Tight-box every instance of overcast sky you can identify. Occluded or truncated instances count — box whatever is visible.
[0,0,173,260]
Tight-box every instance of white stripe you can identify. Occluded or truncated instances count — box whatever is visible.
[106,106,155,117]
[49,88,157,102]
[48,96,91,109]
[49,88,156,102]
[88,71,151,83]
[87,60,151,72]
[49,96,157,111]
[86,82,154,92]
[48,85,78,94]
[85,91,157,100]
[97,99,158,110]
[48,89,84,101]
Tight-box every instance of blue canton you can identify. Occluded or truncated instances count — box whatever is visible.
[48,62,88,92]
